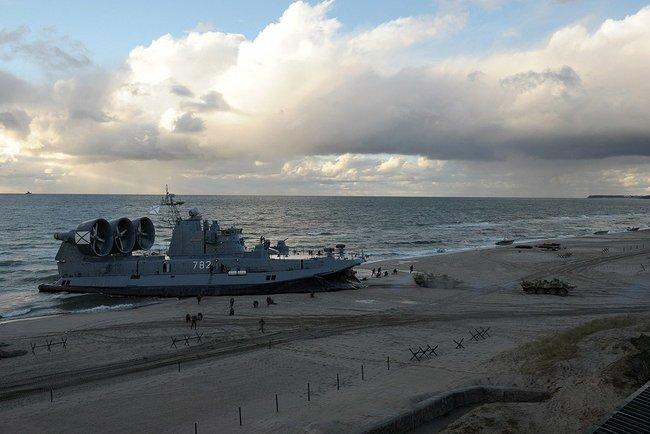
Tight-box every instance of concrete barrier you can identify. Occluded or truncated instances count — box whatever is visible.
[363,386,550,434]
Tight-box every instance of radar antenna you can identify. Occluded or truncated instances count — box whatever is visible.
[151,185,184,228]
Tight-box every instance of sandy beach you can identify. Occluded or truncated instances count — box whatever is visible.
[1,230,649,433]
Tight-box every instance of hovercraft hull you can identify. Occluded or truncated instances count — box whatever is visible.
[38,268,361,297]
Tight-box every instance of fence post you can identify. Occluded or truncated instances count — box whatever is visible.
[194,422,197,434]
[275,393,279,413]
[50,389,53,403]
[387,356,390,370]
[238,407,242,426]
[178,361,180,372]
[336,373,340,390]
[307,382,311,401]
[361,364,365,381]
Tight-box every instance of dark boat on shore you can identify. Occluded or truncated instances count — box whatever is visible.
[495,239,515,246]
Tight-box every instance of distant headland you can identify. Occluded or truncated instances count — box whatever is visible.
[588,195,650,199]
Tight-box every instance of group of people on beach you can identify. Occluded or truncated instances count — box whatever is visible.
[185,296,273,334]
[370,264,414,278]
[185,263,420,335]
[185,312,203,329]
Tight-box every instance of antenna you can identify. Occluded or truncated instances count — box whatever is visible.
[155,186,185,228]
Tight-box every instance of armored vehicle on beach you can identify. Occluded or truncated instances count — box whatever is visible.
[39,188,364,297]
[520,278,574,296]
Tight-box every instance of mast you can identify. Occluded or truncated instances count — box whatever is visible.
[156,185,184,228]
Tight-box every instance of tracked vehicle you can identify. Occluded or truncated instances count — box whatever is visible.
[520,278,574,297]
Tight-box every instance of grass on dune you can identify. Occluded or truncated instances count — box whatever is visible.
[518,315,638,374]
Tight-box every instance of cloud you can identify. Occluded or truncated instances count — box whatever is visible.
[347,12,467,54]
[1,2,650,195]
[69,109,114,123]
[0,26,91,71]
[0,70,36,104]
[169,84,194,97]
[0,109,31,137]
[0,26,28,46]
[500,65,581,92]
[172,112,205,133]
[180,91,231,112]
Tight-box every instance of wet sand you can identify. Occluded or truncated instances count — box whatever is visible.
[1,230,649,433]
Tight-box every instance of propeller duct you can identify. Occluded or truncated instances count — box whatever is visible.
[132,217,155,251]
[74,218,114,257]
[109,217,136,254]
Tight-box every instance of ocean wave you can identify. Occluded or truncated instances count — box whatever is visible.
[0,307,32,318]
[387,240,442,246]
[0,260,26,267]
[17,274,59,284]
[75,304,135,314]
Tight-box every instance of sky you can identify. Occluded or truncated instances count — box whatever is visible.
[0,0,649,196]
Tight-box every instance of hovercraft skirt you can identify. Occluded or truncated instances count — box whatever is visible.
[38,271,361,297]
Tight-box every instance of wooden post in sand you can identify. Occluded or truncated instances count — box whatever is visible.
[387,356,390,370]
[194,422,197,434]
[275,393,279,412]
[336,373,340,390]
[178,361,180,372]
[307,382,311,401]
[361,364,365,381]
[238,407,242,426]
[50,389,53,403]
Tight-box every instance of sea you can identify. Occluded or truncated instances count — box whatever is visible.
[0,194,648,320]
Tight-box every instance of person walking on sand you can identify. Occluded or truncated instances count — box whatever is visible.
[371,267,376,276]
[258,318,265,334]
[409,265,414,273]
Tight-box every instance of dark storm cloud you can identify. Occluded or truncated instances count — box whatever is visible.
[516,133,650,160]
[286,68,507,161]
[46,122,208,162]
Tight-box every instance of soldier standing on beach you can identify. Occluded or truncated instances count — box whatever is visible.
[258,318,265,333]
[409,265,414,273]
